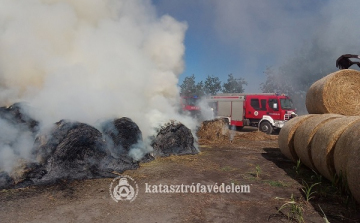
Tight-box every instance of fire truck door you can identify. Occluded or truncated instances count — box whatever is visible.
[218,101,231,117]
[267,98,281,120]
[231,101,243,121]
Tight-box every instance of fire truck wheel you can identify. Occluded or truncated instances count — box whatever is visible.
[236,126,244,131]
[259,121,273,134]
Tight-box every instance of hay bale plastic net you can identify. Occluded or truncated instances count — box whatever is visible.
[278,114,316,161]
[306,69,360,115]
[334,120,360,179]
[294,114,342,170]
[310,116,360,181]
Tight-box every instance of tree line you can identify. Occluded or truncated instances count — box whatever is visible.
[180,73,247,96]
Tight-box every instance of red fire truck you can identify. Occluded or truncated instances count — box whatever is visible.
[180,95,201,117]
[207,93,297,134]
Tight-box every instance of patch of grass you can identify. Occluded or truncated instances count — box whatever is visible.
[293,159,302,176]
[318,205,330,223]
[289,161,359,214]
[301,180,320,202]
[221,166,234,171]
[265,180,288,187]
[278,194,304,223]
[255,165,261,178]
[242,174,257,180]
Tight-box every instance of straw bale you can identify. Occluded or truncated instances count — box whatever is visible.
[197,119,229,142]
[306,69,360,115]
[278,114,316,162]
[346,141,360,204]
[311,116,360,180]
[294,114,342,170]
[334,120,360,178]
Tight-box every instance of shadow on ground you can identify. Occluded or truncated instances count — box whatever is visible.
[262,147,360,223]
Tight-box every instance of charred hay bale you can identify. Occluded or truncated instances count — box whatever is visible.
[311,116,360,181]
[0,103,39,133]
[278,114,316,162]
[197,119,229,142]
[346,141,360,204]
[152,121,198,157]
[33,120,109,181]
[0,171,14,189]
[101,117,154,163]
[334,121,360,179]
[0,103,39,157]
[101,117,142,157]
[10,119,143,188]
[306,69,360,115]
[294,114,342,170]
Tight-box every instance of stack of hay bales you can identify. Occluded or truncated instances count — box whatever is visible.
[279,69,360,204]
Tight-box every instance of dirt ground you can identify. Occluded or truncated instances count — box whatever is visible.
[0,127,359,223]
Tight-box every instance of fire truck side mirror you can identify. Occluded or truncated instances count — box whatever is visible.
[273,103,278,109]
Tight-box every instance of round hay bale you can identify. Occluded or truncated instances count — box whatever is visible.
[346,141,360,204]
[333,120,360,178]
[197,119,229,142]
[306,69,360,115]
[152,121,198,157]
[311,116,360,180]
[278,114,316,161]
[294,114,343,170]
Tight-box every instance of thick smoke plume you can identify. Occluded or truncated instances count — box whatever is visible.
[0,0,195,172]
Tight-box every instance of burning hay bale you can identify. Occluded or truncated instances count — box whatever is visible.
[0,171,14,189]
[151,121,198,157]
[3,120,141,188]
[0,116,198,189]
[30,120,111,184]
[0,103,39,133]
[197,119,230,143]
[101,117,154,163]
[306,69,360,115]
[293,114,342,170]
[310,116,360,181]
[278,114,316,162]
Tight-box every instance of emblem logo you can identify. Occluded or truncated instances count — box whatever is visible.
[109,175,138,202]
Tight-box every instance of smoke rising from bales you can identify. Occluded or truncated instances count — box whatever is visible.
[0,0,195,171]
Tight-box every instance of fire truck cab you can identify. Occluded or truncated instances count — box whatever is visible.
[207,93,297,134]
[180,95,201,117]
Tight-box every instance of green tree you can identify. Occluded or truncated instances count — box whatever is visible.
[204,75,222,95]
[222,73,247,93]
[180,74,196,96]
[195,81,205,97]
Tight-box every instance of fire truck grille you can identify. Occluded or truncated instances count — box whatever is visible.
[284,114,291,120]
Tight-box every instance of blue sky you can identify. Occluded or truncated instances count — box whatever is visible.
[151,0,360,92]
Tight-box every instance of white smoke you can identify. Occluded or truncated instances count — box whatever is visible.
[198,98,214,121]
[0,0,196,170]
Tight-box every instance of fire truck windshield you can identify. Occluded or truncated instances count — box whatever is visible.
[280,98,294,110]
[186,98,198,106]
